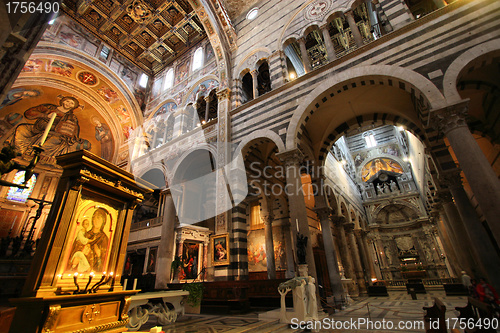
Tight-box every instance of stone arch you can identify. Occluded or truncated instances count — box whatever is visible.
[234,48,272,79]
[186,0,234,90]
[147,99,178,121]
[181,74,219,106]
[443,39,500,103]
[139,167,167,189]
[339,199,349,218]
[371,199,420,221]
[170,144,218,182]
[324,183,338,215]
[320,115,425,163]
[286,65,447,150]
[234,129,286,158]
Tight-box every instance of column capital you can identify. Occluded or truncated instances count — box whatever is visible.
[344,222,355,232]
[204,94,214,103]
[429,100,469,135]
[261,214,274,225]
[439,169,463,190]
[314,206,333,221]
[250,69,258,77]
[270,50,285,59]
[297,37,306,44]
[332,215,347,226]
[344,10,354,18]
[320,23,330,31]
[437,190,453,203]
[276,149,304,167]
[216,88,231,101]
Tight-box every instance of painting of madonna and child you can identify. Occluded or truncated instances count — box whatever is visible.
[0,86,115,163]
[61,199,119,275]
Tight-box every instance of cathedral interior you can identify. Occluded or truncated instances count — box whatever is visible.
[0,0,499,330]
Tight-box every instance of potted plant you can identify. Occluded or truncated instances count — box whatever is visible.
[182,282,204,314]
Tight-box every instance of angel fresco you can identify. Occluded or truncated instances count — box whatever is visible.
[10,96,91,157]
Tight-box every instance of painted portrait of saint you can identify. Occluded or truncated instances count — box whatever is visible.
[0,88,41,109]
[10,96,91,157]
[92,116,113,161]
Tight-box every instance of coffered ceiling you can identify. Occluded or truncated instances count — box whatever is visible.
[62,0,207,74]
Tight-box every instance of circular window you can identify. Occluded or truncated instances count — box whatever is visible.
[246,8,258,20]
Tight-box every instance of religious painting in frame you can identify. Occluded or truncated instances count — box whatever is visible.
[146,247,157,273]
[211,234,229,266]
[59,197,119,276]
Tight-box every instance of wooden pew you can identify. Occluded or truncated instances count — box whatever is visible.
[423,297,447,333]
[455,297,498,333]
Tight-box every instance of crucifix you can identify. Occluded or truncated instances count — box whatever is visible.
[22,194,52,253]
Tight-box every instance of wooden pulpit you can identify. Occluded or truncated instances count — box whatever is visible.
[9,150,153,332]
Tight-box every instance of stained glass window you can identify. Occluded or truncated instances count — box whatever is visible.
[6,171,37,203]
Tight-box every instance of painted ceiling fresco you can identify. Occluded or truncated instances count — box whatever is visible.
[20,57,136,140]
[0,86,114,164]
[361,158,404,182]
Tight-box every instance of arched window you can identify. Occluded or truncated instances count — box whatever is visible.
[7,171,37,203]
[192,47,203,71]
[163,68,174,91]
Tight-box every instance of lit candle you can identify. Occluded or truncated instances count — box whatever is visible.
[39,112,57,146]
[73,272,80,294]
[296,219,299,232]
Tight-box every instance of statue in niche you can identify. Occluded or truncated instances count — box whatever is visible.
[296,234,308,264]
[384,246,394,265]
[389,180,398,192]
[377,183,384,195]
[383,183,391,194]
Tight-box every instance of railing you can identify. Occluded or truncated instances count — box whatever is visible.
[387,278,459,286]
[130,216,163,231]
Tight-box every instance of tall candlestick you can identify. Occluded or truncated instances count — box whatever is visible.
[84,272,94,293]
[73,272,80,294]
[10,216,17,231]
[39,112,57,146]
[296,218,299,232]
[132,278,137,290]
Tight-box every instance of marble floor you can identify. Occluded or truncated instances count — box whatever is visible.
[133,291,489,333]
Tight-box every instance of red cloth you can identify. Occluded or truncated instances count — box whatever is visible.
[476,283,500,304]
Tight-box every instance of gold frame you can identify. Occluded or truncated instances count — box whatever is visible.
[210,234,229,266]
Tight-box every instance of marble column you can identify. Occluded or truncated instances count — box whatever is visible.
[345,11,364,47]
[432,211,460,277]
[334,216,359,295]
[203,241,209,280]
[282,220,296,278]
[357,230,377,283]
[155,190,177,289]
[276,149,317,279]
[250,70,258,99]
[443,170,500,290]
[233,78,242,108]
[346,223,367,294]
[297,37,312,73]
[262,214,277,280]
[315,206,343,299]
[431,100,500,246]
[268,50,286,89]
[438,191,476,274]
[320,24,337,61]
[204,94,212,122]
